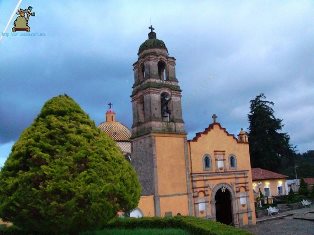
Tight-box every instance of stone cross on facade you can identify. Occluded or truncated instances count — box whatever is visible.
[149,25,155,32]
[212,114,218,123]
[108,102,113,109]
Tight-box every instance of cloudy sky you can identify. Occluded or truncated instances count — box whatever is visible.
[1,0,313,167]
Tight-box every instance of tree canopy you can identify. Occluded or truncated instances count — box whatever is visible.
[299,178,309,196]
[291,150,314,178]
[0,95,141,234]
[248,94,295,172]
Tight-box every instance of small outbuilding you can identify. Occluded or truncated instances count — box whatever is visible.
[304,178,314,191]
[252,168,288,204]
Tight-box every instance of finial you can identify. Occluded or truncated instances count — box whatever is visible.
[238,128,248,143]
[148,25,156,39]
[212,114,218,123]
[149,25,155,32]
[106,102,116,122]
[108,102,113,110]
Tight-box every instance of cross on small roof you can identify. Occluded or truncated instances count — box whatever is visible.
[212,114,218,123]
[149,25,155,32]
[108,102,113,109]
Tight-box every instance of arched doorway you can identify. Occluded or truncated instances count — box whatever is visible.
[215,187,233,225]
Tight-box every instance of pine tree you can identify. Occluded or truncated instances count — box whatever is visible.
[0,95,141,234]
[299,178,309,197]
[248,94,295,171]
[310,186,314,199]
[287,187,295,203]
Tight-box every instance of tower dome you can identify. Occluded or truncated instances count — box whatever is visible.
[98,110,131,141]
[98,105,131,155]
[138,25,168,55]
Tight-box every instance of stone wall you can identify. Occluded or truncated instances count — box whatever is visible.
[131,135,155,195]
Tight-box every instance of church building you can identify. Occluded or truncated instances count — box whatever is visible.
[99,27,256,226]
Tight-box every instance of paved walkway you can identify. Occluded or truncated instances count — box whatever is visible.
[244,205,314,235]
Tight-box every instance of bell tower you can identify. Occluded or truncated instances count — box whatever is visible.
[131,26,192,217]
[131,26,185,136]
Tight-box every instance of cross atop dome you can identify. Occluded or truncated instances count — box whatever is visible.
[108,102,113,110]
[138,25,168,54]
[148,25,156,39]
[149,25,155,32]
[106,102,115,122]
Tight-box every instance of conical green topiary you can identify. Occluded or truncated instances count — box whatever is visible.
[0,95,141,234]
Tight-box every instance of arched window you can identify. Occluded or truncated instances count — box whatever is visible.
[229,155,237,168]
[161,92,171,121]
[141,63,146,80]
[203,155,211,170]
[158,61,167,80]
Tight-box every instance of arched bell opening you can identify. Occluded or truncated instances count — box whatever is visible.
[141,63,146,80]
[158,61,167,80]
[160,92,171,121]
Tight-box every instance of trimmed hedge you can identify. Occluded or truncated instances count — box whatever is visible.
[0,217,252,235]
[83,228,188,235]
[95,216,252,235]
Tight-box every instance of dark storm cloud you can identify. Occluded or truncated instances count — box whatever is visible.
[0,50,133,143]
[1,0,314,164]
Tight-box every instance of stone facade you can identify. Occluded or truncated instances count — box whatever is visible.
[131,29,190,217]
[131,46,184,138]
[188,123,256,226]
[131,135,155,195]
[129,27,256,226]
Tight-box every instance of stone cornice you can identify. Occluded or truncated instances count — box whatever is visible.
[131,81,181,97]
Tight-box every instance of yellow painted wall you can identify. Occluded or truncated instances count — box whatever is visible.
[159,195,189,216]
[189,124,250,173]
[242,213,248,225]
[138,195,155,217]
[252,179,287,198]
[154,133,190,216]
[155,134,188,195]
[189,123,256,225]
[134,124,257,225]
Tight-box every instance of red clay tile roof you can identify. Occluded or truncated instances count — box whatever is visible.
[252,168,288,181]
[304,178,314,185]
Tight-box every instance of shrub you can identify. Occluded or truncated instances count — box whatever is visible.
[287,187,296,202]
[0,95,141,234]
[94,216,252,235]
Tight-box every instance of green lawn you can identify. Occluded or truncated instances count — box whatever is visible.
[86,228,189,235]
